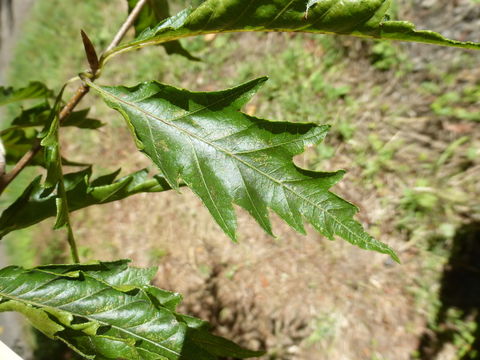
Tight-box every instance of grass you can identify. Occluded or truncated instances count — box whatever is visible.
[2,0,480,359]
[9,0,122,89]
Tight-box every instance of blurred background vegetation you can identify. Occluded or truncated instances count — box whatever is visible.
[1,0,479,359]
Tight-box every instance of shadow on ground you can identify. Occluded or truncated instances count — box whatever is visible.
[417,222,480,359]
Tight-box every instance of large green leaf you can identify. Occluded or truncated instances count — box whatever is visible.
[0,260,262,359]
[0,82,51,106]
[127,0,199,60]
[0,167,175,238]
[87,77,399,262]
[108,0,480,60]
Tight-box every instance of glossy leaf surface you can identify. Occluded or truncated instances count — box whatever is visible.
[0,260,261,359]
[0,168,174,238]
[110,0,480,59]
[89,78,398,261]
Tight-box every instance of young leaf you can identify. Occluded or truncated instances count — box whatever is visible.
[87,78,399,262]
[127,0,199,61]
[109,0,480,60]
[0,168,175,238]
[0,260,262,359]
[0,82,51,106]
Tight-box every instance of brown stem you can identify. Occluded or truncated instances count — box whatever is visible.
[0,0,148,195]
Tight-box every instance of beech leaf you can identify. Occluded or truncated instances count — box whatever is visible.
[109,0,480,59]
[0,260,261,359]
[88,78,399,262]
[0,167,175,238]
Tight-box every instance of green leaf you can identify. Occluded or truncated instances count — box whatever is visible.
[0,167,175,238]
[109,0,480,60]
[40,86,66,189]
[61,109,104,129]
[87,78,399,262]
[9,104,104,130]
[128,0,171,36]
[0,127,88,168]
[10,102,51,126]
[37,86,81,260]
[0,260,262,359]
[127,0,199,61]
[1,127,45,166]
[0,82,51,106]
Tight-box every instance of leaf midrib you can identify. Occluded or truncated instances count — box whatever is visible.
[94,85,369,246]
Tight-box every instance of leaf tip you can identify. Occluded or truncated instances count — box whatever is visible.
[224,227,238,243]
[389,250,401,264]
[335,169,347,180]
[256,76,269,86]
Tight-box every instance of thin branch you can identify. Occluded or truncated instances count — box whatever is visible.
[0,85,88,194]
[105,0,148,53]
[0,0,148,195]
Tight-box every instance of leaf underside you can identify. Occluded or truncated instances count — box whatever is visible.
[112,0,480,56]
[89,78,399,262]
[0,260,262,359]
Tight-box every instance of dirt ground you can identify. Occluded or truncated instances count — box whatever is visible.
[3,0,480,359]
